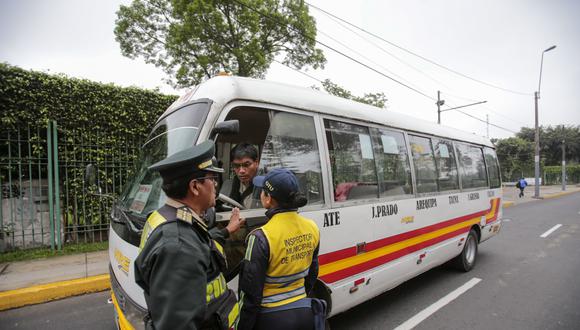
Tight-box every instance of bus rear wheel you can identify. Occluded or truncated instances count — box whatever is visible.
[452,228,478,272]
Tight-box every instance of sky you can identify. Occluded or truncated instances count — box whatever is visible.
[1,0,579,140]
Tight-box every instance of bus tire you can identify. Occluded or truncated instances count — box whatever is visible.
[452,228,478,272]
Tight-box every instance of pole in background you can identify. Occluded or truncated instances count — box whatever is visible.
[534,91,541,198]
[437,91,443,124]
[533,45,556,199]
[486,114,489,138]
[562,140,566,191]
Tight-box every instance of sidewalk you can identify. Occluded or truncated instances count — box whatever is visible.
[0,250,110,311]
[1,185,579,311]
[501,184,580,208]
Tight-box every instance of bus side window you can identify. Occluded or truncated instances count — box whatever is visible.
[484,147,501,188]
[432,138,460,191]
[324,119,378,202]
[370,128,413,197]
[456,143,488,189]
[409,135,439,193]
[259,111,324,205]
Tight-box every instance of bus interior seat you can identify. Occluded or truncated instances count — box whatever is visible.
[346,183,378,200]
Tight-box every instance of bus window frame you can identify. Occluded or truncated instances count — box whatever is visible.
[213,100,332,219]
[369,126,415,200]
[319,114,417,208]
[454,141,490,192]
[431,136,461,194]
[483,146,501,189]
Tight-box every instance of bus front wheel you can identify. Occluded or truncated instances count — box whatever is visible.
[452,229,478,272]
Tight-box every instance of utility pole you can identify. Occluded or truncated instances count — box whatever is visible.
[562,139,566,191]
[437,91,444,124]
[533,45,556,199]
[534,91,540,198]
[486,114,489,138]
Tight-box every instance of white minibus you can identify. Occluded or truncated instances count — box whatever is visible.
[108,76,503,329]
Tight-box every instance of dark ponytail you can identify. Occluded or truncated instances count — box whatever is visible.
[286,191,307,208]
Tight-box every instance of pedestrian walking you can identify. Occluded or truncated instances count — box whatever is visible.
[237,168,326,330]
[516,177,528,198]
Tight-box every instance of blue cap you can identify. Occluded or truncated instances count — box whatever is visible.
[252,168,299,203]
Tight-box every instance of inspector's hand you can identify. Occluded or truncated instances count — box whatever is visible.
[226,207,245,234]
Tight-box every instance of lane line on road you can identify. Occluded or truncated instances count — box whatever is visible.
[540,224,562,238]
[394,277,482,330]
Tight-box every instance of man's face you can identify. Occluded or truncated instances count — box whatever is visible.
[232,156,259,185]
[192,173,218,209]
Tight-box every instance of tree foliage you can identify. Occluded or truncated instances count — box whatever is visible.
[319,79,388,108]
[115,0,326,88]
[494,125,579,182]
[494,137,534,181]
[516,125,580,166]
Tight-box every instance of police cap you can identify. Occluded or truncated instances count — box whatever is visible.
[149,140,224,181]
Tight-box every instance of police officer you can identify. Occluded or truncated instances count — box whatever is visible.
[134,141,245,329]
[237,168,325,330]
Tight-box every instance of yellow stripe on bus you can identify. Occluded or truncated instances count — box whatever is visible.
[319,217,481,277]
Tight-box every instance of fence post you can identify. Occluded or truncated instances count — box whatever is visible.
[47,122,55,251]
[52,121,62,250]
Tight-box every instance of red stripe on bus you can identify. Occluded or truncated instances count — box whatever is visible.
[318,199,496,265]
[485,198,500,224]
[320,226,471,283]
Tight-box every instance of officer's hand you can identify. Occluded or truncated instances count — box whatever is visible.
[226,207,245,234]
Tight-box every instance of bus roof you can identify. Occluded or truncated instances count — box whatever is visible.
[166,76,494,148]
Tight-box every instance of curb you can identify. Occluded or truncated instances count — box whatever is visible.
[543,190,580,199]
[503,201,515,209]
[0,274,110,311]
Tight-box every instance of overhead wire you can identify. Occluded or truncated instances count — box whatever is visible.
[441,101,518,134]
[316,4,453,91]
[230,0,438,102]
[315,29,426,93]
[305,1,533,97]
[231,0,519,135]
[441,91,529,127]
[272,59,323,83]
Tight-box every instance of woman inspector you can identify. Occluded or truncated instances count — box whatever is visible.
[237,168,325,330]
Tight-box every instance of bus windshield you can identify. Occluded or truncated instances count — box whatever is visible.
[119,100,211,217]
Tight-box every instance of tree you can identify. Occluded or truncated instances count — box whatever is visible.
[516,125,580,166]
[114,0,326,88]
[319,79,388,108]
[494,137,534,181]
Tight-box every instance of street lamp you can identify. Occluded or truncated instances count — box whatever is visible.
[533,45,556,198]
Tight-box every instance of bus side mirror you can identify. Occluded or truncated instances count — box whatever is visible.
[210,120,239,140]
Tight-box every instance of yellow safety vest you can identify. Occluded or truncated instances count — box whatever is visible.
[259,211,320,308]
[139,203,239,327]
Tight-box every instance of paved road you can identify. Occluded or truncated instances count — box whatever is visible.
[329,193,580,329]
[1,193,579,329]
[0,291,113,330]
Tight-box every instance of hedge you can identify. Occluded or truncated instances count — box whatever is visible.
[0,63,177,134]
[0,63,178,247]
[544,165,580,185]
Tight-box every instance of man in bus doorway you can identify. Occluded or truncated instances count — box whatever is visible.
[227,143,261,209]
[134,141,245,329]
[237,168,326,330]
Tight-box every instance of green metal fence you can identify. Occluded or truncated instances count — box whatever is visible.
[1,121,141,252]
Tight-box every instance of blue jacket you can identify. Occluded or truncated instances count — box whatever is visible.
[518,179,528,188]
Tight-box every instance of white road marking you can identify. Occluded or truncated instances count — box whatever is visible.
[394,277,482,330]
[540,224,562,238]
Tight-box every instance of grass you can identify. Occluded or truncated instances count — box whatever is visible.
[0,241,108,263]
